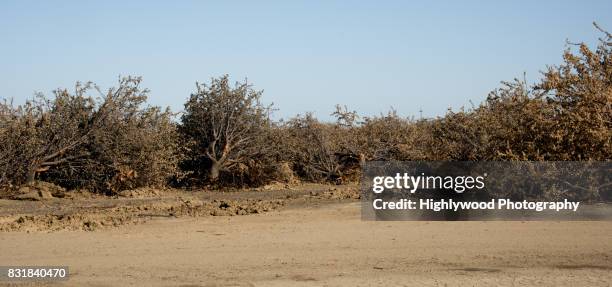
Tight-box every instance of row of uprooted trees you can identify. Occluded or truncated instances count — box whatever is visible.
[0,26,610,194]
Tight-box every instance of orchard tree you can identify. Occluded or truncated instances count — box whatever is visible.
[0,77,179,193]
[179,75,271,182]
[0,83,104,185]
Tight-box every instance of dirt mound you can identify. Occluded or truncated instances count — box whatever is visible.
[0,195,286,232]
[0,184,359,232]
[11,181,67,201]
[255,182,294,191]
[0,213,140,232]
[118,187,163,198]
[310,186,360,200]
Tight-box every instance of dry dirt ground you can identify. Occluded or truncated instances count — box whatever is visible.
[1,184,612,286]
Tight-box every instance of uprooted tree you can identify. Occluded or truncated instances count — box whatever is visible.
[45,77,180,193]
[179,75,272,183]
[0,83,105,187]
[0,77,179,193]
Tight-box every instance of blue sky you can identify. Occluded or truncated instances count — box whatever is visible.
[1,0,610,120]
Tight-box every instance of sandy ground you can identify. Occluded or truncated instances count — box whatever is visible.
[0,184,357,232]
[2,198,612,286]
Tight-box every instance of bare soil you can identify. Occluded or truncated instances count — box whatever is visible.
[1,184,611,286]
[0,183,358,232]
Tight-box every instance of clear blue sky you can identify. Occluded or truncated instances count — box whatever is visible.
[1,1,610,120]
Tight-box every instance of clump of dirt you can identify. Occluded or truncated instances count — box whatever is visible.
[175,198,285,216]
[310,186,360,200]
[10,181,67,201]
[118,187,163,198]
[0,213,141,232]
[255,182,294,191]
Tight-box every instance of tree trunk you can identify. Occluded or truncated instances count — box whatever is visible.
[26,169,36,184]
[27,165,51,184]
[209,161,221,182]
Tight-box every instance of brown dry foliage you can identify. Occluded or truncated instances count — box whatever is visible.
[178,75,275,186]
[1,25,610,192]
[429,24,611,161]
[0,77,179,194]
[275,113,346,182]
